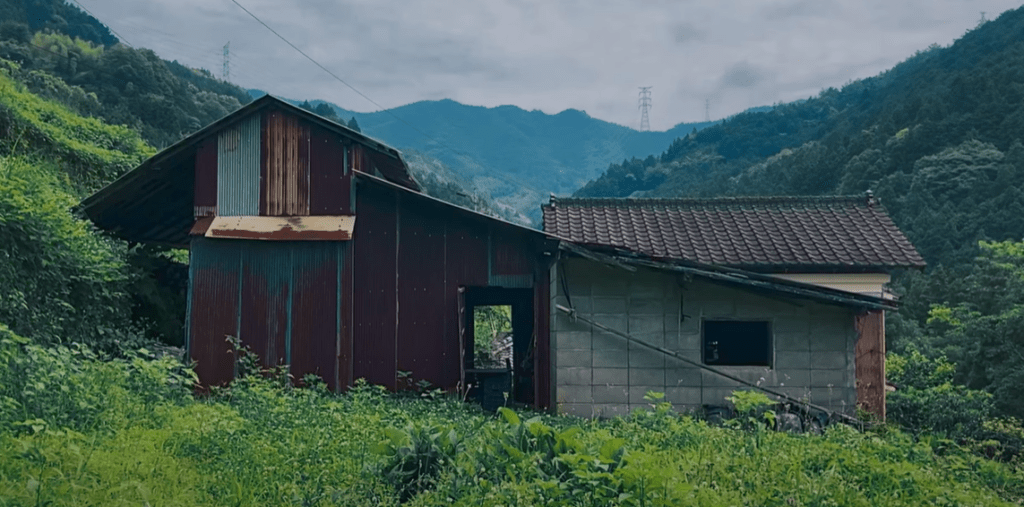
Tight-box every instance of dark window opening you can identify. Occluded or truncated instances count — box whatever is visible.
[703,320,771,366]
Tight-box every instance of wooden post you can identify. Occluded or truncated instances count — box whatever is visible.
[855,310,886,420]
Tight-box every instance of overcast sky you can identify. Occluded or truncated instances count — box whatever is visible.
[80,0,1021,131]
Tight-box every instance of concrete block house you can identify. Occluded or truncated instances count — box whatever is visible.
[542,196,925,419]
[82,97,924,420]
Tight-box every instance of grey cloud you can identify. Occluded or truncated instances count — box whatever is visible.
[760,0,838,20]
[671,22,705,44]
[720,61,767,89]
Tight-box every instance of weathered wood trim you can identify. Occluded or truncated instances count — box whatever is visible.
[855,310,886,420]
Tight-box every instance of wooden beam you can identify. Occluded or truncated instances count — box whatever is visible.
[855,310,886,420]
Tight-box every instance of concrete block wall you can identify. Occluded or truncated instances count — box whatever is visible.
[551,257,858,419]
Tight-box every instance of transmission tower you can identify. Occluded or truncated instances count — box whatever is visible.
[637,86,652,131]
[222,42,231,81]
[705,98,711,122]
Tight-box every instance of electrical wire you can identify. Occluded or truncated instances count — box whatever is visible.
[65,0,133,48]
[226,0,477,162]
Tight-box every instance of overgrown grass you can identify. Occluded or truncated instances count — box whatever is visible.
[0,58,153,194]
[0,326,1021,506]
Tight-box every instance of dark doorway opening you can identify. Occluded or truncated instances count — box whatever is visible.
[463,287,534,408]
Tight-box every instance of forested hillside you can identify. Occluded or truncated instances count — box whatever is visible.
[576,7,1024,422]
[0,0,252,148]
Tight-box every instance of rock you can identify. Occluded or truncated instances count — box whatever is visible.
[776,413,803,433]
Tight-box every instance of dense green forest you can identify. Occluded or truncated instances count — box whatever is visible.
[0,0,1022,504]
[577,7,1024,424]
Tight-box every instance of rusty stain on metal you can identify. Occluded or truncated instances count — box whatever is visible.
[263,111,310,216]
[204,216,355,241]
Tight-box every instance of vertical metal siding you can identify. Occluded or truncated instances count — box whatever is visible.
[239,242,290,369]
[188,238,241,388]
[262,111,311,216]
[396,203,448,387]
[217,115,261,216]
[339,241,354,389]
[194,139,218,217]
[290,242,340,390]
[309,126,351,215]
[534,265,552,409]
[352,184,398,389]
[490,229,535,287]
[441,213,490,379]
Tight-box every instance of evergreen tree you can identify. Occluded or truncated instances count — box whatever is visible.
[347,116,361,133]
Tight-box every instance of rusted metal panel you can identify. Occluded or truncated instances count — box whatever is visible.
[204,216,355,241]
[262,110,311,216]
[309,126,350,215]
[855,310,886,420]
[239,242,290,370]
[350,144,365,174]
[457,287,466,390]
[396,203,449,387]
[339,241,353,389]
[217,115,261,216]
[188,238,241,388]
[442,215,490,380]
[352,184,398,389]
[534,263,551,410]
[290,242,341,390]
[194,139,217,217]
[491,229,535,287]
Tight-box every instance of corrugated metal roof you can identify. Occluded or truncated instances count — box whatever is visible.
[203,216,355,241]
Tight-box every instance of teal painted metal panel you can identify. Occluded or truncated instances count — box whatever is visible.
[217,114,261,216]
[239,242,292,368]
[188,238,242,387]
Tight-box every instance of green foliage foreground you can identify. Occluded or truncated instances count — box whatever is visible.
[0,326,1021,506]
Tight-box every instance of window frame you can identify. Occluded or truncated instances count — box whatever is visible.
[700,318,774,367]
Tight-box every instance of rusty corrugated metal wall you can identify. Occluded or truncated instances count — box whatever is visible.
[194,139,217,217]
[309,125,350,215]
[352,184,398,389]
[187,237,345,390]
[262,111,311,216]
[351,182,543,392]
[217,115,261,216]
[188,238,240,388]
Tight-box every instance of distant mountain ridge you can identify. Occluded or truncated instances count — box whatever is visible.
[249,89,719,223]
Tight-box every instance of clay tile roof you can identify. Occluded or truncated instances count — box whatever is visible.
[542,194,926,272]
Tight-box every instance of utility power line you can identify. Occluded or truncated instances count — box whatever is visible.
[637,86,652,132]
[227,0,475,161]
[66,0,133,47]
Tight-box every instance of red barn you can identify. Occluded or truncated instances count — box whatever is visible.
[82,95,556,408]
